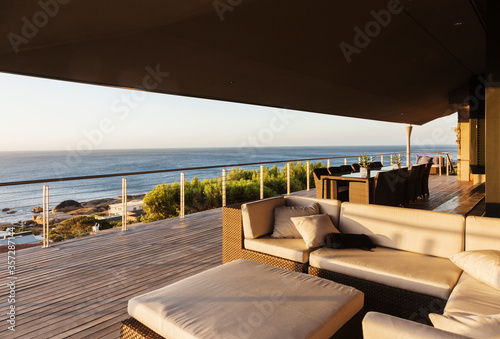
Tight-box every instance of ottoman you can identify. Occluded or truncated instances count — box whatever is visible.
[123,259,364,339]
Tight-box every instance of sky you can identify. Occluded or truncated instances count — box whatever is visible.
[0,72,458,152]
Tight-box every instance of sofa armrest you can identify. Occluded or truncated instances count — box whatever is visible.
[362,312,470,339]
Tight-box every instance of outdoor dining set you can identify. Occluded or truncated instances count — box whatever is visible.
[313,161,433,207]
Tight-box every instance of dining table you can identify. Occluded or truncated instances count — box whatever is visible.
[321,166,401,204]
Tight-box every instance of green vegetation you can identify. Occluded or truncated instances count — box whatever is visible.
[141,162,325,223]
[49,216,112,242]
[358,152,373,168]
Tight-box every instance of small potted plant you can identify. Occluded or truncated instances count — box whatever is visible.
[358,152,373,178]
[391,152,403,169]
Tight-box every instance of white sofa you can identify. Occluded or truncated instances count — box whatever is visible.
[225,196,500,335]
[234,197,466,322]
[363,215,500,338]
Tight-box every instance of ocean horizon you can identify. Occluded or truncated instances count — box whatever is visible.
[0,145,456,224]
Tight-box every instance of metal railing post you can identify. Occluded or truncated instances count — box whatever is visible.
[180,172,185,218]
[446,153,449,176]
[306,160,310,191]
[122,178,127,231]
[42,184,49,248]
[287,163,290,195]
[327,159,330,168]
[222,169,226,207]
[381,155,384,165]
[438,154,442,176]
[260,165,264,199]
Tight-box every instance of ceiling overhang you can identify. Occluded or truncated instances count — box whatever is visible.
[0,0,486,124]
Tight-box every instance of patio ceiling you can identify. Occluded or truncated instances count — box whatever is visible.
[0,0,486,125]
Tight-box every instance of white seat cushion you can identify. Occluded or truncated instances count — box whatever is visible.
[128,259,364,339]
[310,247,462,299]
[244,236,311,263]
[445,272,500,316]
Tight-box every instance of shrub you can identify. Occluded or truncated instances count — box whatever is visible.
[49,216,111,242]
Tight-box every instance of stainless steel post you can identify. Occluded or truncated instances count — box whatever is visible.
[180,172,185,218]
[260,165,264,199]
[122,178,127,231]
[222,169,226,207]
[306,160,310,191]
[287,163,290,195]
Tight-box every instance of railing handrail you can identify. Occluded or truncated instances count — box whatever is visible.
[0,150,453,187]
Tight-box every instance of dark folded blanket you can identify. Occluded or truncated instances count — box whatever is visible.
[324,233,375,251]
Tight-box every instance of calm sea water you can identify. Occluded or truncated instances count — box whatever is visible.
[0,145,456,224]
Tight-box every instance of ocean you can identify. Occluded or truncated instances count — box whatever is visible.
[0,145,456,224]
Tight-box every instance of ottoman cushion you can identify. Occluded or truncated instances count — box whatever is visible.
[128,259,363,339]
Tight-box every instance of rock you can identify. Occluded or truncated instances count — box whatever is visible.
[23,220,36,226]
[67,208,101,216]
[32,207,43,213]
[1,208,10,212]
[52,200,83,213]
[6,210,17,214]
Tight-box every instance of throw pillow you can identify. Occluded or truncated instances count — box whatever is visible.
[291,214,339,248]
[429,313,500,338]
[324,233,375,251]
[416,155,432,164]
[449,250,500,290]
[271,203,320,238]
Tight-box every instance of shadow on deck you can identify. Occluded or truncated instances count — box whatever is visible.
[0,175,484,338]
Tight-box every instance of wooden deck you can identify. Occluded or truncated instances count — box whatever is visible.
[0,175,484,338]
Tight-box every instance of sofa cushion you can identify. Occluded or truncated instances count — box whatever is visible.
[271,203,320,238]
[291,214,339,249]
[445,272,500,316]
[242,196,285,239]
[309,247,462,299]
[285,196,342,228]
[429,313,500,339]
[244,236,312,263]
[450,250,500,290]
[466,216,500,251]
[339,202,465,258]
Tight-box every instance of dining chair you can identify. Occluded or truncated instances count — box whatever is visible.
[340,165,353,173]
[312,168,330,199]
[421,162,433,198]
[372,170,399,206]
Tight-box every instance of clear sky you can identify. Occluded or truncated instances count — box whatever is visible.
[0,72,457,152]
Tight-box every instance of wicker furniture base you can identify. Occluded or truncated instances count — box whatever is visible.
[223,203,307,272]
[121,311,364,339]
[309,267,446,326]
[121,317,163,339]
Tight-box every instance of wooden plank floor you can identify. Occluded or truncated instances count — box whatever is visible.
[0,176,484,338]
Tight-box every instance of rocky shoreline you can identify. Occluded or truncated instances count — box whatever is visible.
[0,194,146,233]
